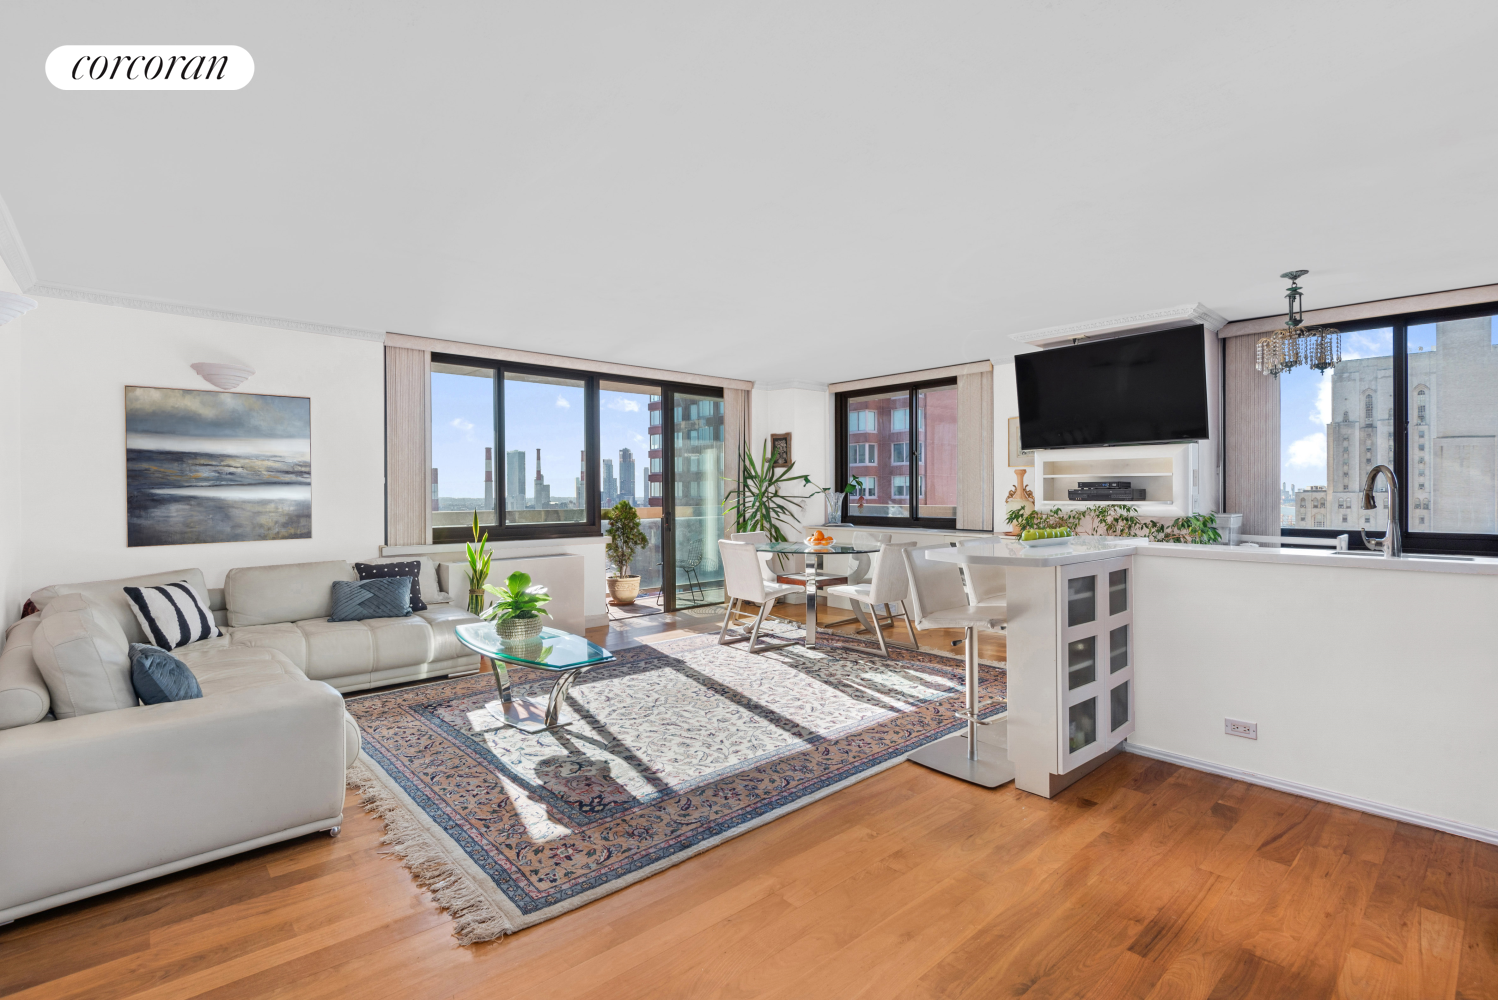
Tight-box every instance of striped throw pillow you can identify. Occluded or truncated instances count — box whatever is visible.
[123,582,222,650]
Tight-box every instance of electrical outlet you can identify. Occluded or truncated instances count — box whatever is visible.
[1225,718,1257,740]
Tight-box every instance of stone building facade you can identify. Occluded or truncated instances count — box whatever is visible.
[1325,316,1497,534]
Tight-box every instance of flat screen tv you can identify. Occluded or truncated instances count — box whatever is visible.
[1015,325,1209,449]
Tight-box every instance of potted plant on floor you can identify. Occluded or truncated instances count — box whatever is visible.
[723,442,814,542]
[604,499,650,604]
[465,510,492,616]
[481,570,552,643]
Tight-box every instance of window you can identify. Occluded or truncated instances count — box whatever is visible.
[836,377,958,528]
[430,354,724,550]
[1277,307,1498,554]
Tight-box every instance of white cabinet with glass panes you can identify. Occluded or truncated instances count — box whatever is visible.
[929,538,1141,799]
[1058,557,1134,772]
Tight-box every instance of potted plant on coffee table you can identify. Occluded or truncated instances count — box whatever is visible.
[604,499,650,604]
[481,571,552,643]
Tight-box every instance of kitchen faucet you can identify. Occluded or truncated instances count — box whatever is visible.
[1361,464,1403,558]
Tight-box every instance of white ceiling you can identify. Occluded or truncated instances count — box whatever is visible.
[3,1,1497,382]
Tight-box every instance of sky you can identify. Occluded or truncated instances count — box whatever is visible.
[1277,321,1481,492]
[430,372,654,500]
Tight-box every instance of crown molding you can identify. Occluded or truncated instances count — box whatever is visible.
[25,281,384,342]
[755,379,829,393]
[1011,303,1228,348]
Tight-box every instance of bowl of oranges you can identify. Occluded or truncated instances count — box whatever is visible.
[804,529,835,550]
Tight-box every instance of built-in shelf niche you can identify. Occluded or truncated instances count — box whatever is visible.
[1032,442,1200,518]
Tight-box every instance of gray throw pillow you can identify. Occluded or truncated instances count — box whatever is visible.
[353,560,427,611]
[128,644,203,704]
[329,577,413,621]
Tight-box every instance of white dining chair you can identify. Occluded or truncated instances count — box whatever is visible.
[717,539,801,653]
[901,544,1012,787]
[730,531,780,588]
[824,541,917,657]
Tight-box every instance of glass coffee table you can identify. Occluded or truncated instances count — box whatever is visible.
[454,623,616,733]
[753,540,882,646]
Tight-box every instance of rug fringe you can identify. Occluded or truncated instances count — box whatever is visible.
[346,760,515,944]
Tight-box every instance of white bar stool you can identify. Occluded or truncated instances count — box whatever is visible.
[901,544,1014,787]
[717,539,801,653]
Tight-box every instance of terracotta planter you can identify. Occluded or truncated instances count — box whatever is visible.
[607,576,642,604]
[496,615,544,643]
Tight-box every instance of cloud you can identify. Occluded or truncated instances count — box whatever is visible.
[607,398,640,412]
[1286,433,1326,473]
[556,396,571,409]
[1313,375,1331,426]
[629,431,645,442]
[450,417,474,432]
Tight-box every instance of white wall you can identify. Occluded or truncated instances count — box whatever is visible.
[0,259,386,628]
[1133,551,1498,838]
[750,382,830,528]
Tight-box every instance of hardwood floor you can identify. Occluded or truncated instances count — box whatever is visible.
[2,608,1493,1000]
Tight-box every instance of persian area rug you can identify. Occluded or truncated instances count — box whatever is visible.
[344,626,1007,943]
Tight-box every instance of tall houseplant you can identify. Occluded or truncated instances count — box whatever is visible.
[723,442,814,542]
[464,510,492,616]
[481,570,552,642]
[603,499,650,603]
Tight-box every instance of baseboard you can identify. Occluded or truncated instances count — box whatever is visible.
[1123,741,1498,846]
[584,613,609,628]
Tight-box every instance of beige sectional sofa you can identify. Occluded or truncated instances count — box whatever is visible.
[0,557,483,925]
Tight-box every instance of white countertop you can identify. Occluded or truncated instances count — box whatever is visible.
[928,536,1146,567]
[932,536,1498,575]
[1136,541,1498,576]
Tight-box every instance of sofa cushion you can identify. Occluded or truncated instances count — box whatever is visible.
[32,594,137,719]
[364,614,435,670]
[224,560,356,627]
[31,568,210,646]
[179,645,309,696]
[0,615,50,730]
[329,578,412,622]
[293,617,374,682]
[415,605,483,663]
[354,560,428,611]
[225,623,307,670]
[128,644,203,704]
[123,582,221,650]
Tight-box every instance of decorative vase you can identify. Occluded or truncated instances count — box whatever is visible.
[1004,468,1036,534]
[496,615,544,643]
[607,575,642,603]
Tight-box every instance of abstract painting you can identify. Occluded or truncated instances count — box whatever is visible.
[125,386,311,546]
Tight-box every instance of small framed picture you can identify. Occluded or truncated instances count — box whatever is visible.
[1007,416,1033,468]
[769,432,792,467]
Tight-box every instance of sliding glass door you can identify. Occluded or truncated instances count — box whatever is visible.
[665,390,727,609]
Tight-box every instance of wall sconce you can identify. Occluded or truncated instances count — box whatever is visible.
[0,290,38,326]
[190,362,255,390]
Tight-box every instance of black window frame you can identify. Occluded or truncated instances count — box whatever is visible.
[430,353,601,544]
[1270,299,1498,557]
[835,376,958,530]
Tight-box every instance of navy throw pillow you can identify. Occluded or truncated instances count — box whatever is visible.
[330,577,413,621]
[129,643,204,705]
[353,560,427,611]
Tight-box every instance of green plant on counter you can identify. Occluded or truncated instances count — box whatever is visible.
[480,571,552,623]
[723,442,814,542]
[1005,504,1220,545]
[603,499,650,577]
[465,510,493,616]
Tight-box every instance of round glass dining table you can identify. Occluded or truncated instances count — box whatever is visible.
[753,540,882,646]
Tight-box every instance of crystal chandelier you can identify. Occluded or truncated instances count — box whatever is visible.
[1255,270,1341,376]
